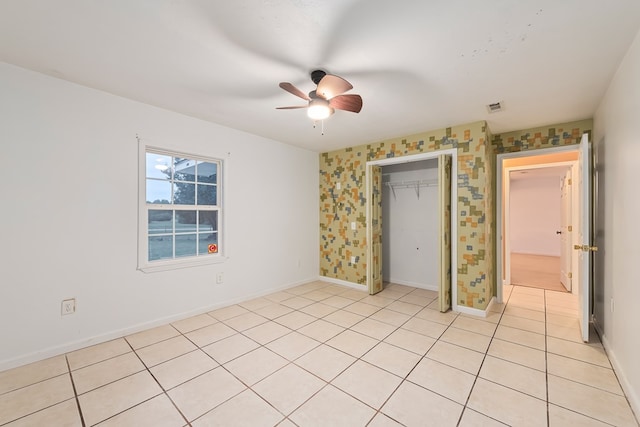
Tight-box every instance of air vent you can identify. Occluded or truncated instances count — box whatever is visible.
[486,101,503,113]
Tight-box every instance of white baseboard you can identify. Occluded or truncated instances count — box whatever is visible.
[317,276,367,291]
[0,276,318,373]
[599,333,640,423]
[454,296,496,318]
[384,278,437,291]
[484,296,497,315]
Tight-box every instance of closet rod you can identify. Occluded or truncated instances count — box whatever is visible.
[384,179,437,200]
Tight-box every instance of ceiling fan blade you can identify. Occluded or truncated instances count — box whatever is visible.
[279,82,311,101]
[276,105,308,109]
[329,94,363,113]
[317,74,353,99]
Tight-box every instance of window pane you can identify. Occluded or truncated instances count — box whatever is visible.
[197,161,217,184]
[149,235,173,261]
[146,153,172,179]
[148,210,173,234]
[175,210,197,233]
[174,158,196,182]
[173,182,195,205]
[143,148,223,267]
[147,180,172,204]
[197,184,217,206]
[175,234,197,258]
[199,232,218,255]
[199,211,218,232]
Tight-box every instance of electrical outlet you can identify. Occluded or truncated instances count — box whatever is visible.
[351,256,356,264]
[351,222,356,230]
[61,298,76,316]
[216,272,224,284]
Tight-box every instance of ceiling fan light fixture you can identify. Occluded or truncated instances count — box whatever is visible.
[277,71,360,124]
[307,98,333,120]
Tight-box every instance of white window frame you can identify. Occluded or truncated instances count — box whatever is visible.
[138,143,225,272]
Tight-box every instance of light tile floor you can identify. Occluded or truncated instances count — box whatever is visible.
[1,282,638,426]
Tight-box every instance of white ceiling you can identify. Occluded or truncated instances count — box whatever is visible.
[1,1,639,152]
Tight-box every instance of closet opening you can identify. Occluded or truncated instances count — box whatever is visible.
[381,159,439,292]
[365,149,458,313]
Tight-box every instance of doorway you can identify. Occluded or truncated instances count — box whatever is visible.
[497,135,592,342]
[508,162,576,293]
[498,149,580,298]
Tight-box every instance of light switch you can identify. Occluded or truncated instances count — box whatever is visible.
[351,222,356,230]
[336,182,341,190]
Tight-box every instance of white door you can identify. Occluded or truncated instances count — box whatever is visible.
[577,133,592,342]
[560,169,572,291]
[504,170,512,286]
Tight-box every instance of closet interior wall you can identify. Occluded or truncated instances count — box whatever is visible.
[381,159,439,290]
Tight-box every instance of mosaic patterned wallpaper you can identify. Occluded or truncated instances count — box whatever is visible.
[319,121,494,310]
[318,119,592,311]
[492,119,593,154]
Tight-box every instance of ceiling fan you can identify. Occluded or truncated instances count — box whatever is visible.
[277,70,363,121]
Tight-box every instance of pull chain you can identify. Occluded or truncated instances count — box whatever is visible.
[312,120,326,136]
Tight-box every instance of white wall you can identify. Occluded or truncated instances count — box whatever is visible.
[381,162,438,289]
[510,176,561,256]
[0,63,319,370]
[593,28,640,416]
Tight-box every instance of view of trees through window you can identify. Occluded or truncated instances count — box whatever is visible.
[145,152,220,262]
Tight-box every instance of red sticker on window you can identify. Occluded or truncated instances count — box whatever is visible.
[208,244,218,254]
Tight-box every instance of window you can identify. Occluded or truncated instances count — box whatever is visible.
[139,146,223,271]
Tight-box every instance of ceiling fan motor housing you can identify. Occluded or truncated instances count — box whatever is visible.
[310,69,327,85]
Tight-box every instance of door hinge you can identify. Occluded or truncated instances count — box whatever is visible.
[568,178,572,185]
[568,225,572,232]
[568,272,572,279]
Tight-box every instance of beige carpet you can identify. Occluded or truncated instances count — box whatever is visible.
[510,253,568,292]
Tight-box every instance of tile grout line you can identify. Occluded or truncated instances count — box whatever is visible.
[65,354,87,427]
[182,284,380,424]
[354,298,439,426]
[351,285,524,425]
[168,318,268,425]
[260,284,439,425]
[454,285,513,426]
[544,289,550,427]
[106,333,192,427]
[332,285,527,425]
[5,282,629,426]
[543,291,632,427]
[170,285,339,424]
[513,287,635,426]
[320,285,443,426]
[0,282,622,426]
[283,285,424,425]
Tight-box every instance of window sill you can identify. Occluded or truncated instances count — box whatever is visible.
[138,255,227,273]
